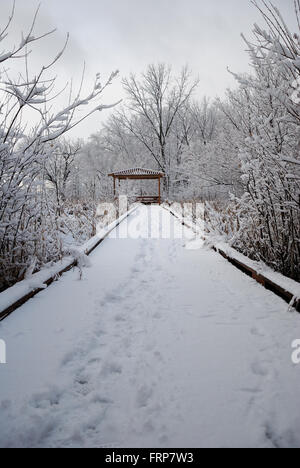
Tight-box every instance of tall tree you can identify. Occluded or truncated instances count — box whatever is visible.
[119,64,199,193]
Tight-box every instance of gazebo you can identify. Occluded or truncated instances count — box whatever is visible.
[108,168,165,205]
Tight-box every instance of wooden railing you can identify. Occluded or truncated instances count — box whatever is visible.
[0,207,138,321]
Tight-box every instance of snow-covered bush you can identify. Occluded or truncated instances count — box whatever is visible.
[0,5,119,291]
[224,2,300,280]
[198,2,298,281]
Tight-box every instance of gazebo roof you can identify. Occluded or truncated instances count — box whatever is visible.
[109,167,164,204]
[108,167,164,178]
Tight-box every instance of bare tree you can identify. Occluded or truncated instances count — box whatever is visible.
[43,140,81,212]
[204,0,300,280]
[0,4,120,290]
[119,64,199,193]
[191,98,217,146]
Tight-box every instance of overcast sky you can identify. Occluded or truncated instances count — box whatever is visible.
[0,0,297,139]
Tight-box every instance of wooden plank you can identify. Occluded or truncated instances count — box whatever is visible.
[111,175,162,180]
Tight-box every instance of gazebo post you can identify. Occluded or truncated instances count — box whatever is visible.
[158,176,161,205]
[113,176,116,197]
[108,169,165,205]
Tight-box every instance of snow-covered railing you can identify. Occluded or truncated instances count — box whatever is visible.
[164,205,300,312]
[0,206,138,321]
[163,204,203,236]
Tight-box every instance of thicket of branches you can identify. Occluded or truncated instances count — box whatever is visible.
[84,1,299,280]
[0,3,118,291]
[1,1,299,291]
[213,0,300,280]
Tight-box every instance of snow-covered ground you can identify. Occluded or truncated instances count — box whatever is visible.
[0,206,299,448]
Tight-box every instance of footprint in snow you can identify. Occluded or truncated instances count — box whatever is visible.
[251,361,269,377]
[143,419,156,433]
[93,328,106,339]
[159,436,169,447]
[90,394,113,405]
[251,327,265,337]
[102,292,122,305]
[30,387,62,409]
[153,350,163,362]
[0,400,12,411]
[131,266,142,274]
[75,381,92,397]
[153,312,162,319]
[136,385,153,408]
[100,361,122,377]
[88,357,101,365]
[114,313,127,322]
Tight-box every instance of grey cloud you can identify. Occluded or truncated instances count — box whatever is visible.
[0,0,298,138]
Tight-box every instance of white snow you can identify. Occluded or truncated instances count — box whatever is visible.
[209,239,300,301]
[0,206,299,448]
[0,207,136,316]
[165,204,300,301]
[0,257,74,313]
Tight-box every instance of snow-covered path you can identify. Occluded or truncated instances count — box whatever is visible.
[0,206,300,448]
